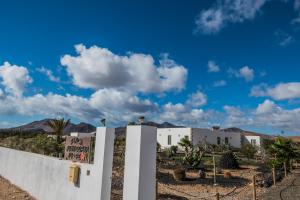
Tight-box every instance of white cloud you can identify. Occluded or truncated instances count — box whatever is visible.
[251,82,300,100]
[195,0,268,34]
[228,66,255,82]
[36,67,60,83]
[274,30,295,46]
[61,44,187,93]
[207,60,220,72]
[213,80,227,87]
[186,91,207,107]
[256,99,281,114]
[0,62,33,97]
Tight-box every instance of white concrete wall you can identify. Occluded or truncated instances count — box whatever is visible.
[191,128,219,146]
[123,125,157,200]
[0,127,115,200]
[157,128,192,148]
[243,135,261,148]
[220,131,241,148]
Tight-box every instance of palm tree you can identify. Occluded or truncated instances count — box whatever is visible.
[269,137,296,164]
[46,118,70,143]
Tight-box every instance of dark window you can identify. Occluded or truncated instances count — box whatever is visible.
[184,135,189,140]
[168,135,172,145]
[225,137,229,145]
[251,139,256,146]
[217,137,221,145]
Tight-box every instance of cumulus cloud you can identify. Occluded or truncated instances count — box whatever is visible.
[207,60,220,72]
[195,0,268,34]
[0,62,33,97]
[228,66,255,82]
[186,91,207,107]
[251,82,300,100]
[61,44,187,93]
[254,100,300,131]
[36,67,60,83]
[213,80,227,87]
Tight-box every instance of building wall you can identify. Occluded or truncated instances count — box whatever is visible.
[220,131,241,148]
[242,135,262,148]
[191,128,219,146]
[157,128,241,148]
[157,128,192,148]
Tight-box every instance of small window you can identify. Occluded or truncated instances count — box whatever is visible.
[217,137,221,145]
[168,135,172,145]
[225,137,229,145]
[184,135,189,140]
[251,139,256,146]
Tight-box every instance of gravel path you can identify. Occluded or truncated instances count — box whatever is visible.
[260,168,300,200]
[0,176,36,200]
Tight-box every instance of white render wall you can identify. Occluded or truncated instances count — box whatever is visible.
[243,135,262,148]
[157,128,192,148]
[0,127,115,200]
[157,128,241,148]
[123,125,157,200]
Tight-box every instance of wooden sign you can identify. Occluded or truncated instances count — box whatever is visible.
[65,136,92,163]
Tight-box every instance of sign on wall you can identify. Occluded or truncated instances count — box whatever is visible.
[65,136,92,163]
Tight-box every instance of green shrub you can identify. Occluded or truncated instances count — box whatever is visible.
[240,144,257,160]
[219,151,239,169]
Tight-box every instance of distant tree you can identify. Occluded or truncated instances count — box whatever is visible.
[268,137,296,166]
[219,151,239,169]
[46,118,70,143]
[166,145,178,158]
[240,144,257,160]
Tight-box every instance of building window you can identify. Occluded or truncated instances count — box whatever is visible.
[184,135,189,140]
[225,137,229,145]
[251,139,256,146]
[168,135,172,145]
[217,137,221,145]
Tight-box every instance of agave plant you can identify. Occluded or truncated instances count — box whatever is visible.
[46,118,70,143]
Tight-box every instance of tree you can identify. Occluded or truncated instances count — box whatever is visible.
[166,145,178,158]
[46,118,70,143]
[219,151,239,169]
[268,137,296,166]
[240,144,257,160]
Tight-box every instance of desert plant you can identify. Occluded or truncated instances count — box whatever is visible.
[173,167,186,181]
[166,145,178,158]
[46,118,70,143]
[219,151,239,169]
[240,144,257,160]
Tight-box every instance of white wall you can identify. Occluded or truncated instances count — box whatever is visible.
[191,128,218,146]
[243,135,262,148]
[123,125,157,200]
[220,131,241,148]
[157,128,192,148]
[0,128,115,200]
[157,128,241,149]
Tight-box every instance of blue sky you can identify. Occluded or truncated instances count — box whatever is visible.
[0,0,300,135]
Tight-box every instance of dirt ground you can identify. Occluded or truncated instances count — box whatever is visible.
[0,166,269,200]
[0,176,36,200]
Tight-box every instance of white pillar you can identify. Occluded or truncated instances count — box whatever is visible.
[123,125,157,200]
[94,127,115,200]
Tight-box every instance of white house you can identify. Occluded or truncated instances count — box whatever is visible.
[70,132,96,137]
[241,132,274,150]
[157,127,241,149]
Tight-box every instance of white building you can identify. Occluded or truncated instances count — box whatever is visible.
[70,132,96,137]
[241,132,274,150]
[157,128,241,149]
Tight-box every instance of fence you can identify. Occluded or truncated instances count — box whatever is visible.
[0,125,157,200]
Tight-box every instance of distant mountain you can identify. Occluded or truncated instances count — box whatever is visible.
[0,119,182,136]
[1,119,96,135]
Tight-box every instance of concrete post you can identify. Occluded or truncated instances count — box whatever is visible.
[213,155,217,185]
[94,127,115,200]
[123,125,157,200]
